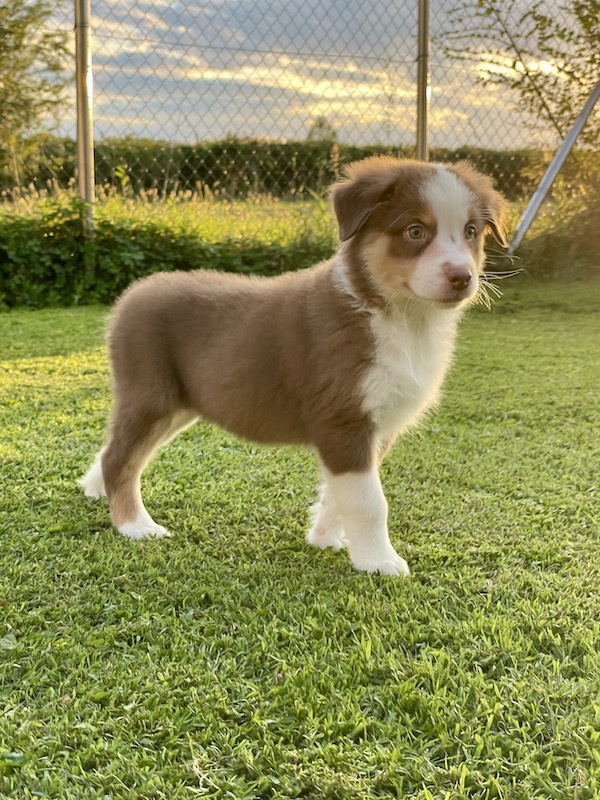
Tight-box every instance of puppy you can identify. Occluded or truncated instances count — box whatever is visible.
[81,156,506,576]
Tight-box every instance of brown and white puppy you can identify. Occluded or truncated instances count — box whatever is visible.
[81,156,506,576]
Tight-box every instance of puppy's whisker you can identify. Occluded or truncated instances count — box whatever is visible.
[385,286,410,310]
[476,267,523,309]
[483,281,504,298]
[484,268,524,280]
[486,251,520,268]
[474,284,494,310]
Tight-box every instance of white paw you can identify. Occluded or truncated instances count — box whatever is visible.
[350,548,410,577]
[80,457,106,498]
[117,515,171,540]
[307,496,346,550]
[306,520,346,550]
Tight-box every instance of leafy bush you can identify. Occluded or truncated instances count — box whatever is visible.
[0,197,86,307]
[0,194,334,308]
[519,168,600,279]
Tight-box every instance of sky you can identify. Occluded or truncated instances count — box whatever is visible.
[56,0,561,150]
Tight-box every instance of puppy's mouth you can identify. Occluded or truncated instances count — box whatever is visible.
[434,290,476,307]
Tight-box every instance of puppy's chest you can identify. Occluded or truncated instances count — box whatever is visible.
[361,311,457,440]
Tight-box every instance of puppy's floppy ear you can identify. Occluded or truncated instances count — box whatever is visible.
[450,161,508,248]
[330,157,398,241]
[483,190,508,248]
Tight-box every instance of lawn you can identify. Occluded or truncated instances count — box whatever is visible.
[1,281,599,799]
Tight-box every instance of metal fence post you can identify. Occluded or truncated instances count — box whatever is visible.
[74,0,95,233]
[416,0,430,161]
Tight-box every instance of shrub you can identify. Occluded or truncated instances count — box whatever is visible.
[519,165,600,279]
[0,195,333,308]
[1,149,597,310]
[0,197,86,307]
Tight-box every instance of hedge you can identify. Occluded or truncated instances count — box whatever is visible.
[2,135,555,201]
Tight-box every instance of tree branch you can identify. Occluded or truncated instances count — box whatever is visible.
[485,0,566,138]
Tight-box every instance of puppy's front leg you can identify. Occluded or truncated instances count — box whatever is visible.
[325,467,410,576]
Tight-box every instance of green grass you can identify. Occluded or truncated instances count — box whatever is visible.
[3,191,335,248]
[1,282,599,799]
[99,193,335,246]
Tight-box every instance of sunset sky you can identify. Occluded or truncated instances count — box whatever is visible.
[57,0,559,150]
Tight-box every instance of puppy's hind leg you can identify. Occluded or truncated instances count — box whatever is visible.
[306,473,346,551]
[80,448,107,498]
[81,403,200,503]
[102,406,196,540]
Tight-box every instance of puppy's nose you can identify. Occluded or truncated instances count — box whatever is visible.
[446,267,472,292]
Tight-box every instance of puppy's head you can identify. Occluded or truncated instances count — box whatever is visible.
[331,156,507,308]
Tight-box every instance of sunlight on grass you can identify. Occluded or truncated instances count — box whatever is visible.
[1,189,336,247]
[96,193,335,246]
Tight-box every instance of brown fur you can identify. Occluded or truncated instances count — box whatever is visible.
[106,266,375,483]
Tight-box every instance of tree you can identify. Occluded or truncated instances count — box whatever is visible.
[0,0,70,189]
[439,0,599,147]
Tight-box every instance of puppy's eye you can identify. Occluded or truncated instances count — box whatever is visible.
[405,224,425,241]
[465,223,477,240]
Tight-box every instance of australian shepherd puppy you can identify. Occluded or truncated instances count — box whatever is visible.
[81,156,506,576]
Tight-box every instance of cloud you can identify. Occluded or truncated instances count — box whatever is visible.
[56,0,558,149]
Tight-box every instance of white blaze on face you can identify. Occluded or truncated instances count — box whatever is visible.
[409,167,479,302]
[423,167,474,241]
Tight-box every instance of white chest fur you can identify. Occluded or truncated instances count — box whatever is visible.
[361,305,460,444]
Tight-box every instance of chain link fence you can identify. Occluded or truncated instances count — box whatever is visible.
[3,0,598,202]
